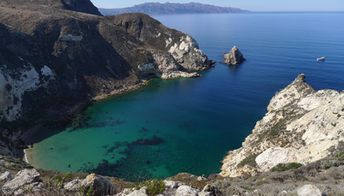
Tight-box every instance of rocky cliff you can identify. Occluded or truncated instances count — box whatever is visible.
[221,74,344,177]
[0,0,212,152]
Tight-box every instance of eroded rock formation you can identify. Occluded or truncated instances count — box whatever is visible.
[224,46,245,65]
[221,74,344,177]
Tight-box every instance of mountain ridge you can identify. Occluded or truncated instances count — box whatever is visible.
[100,2,249,16]
[0,0,102,15]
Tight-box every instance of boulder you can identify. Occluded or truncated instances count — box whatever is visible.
[116,187,148,196]
[224,46,245,65]
[198,184,222,196]
[64,178,83,192]
[297,184,322,196]
[163,180,180,189]
[175,185,199,196]
[1,169,42,195]
[0,171,12,182]
[81,173,117,196]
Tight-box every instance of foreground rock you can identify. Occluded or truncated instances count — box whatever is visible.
[1,149,344,195]
[224,46,245,65]
[1,169,42,195]
[297,184,322,196]
[221,74,344,177]
[64,173,117,195]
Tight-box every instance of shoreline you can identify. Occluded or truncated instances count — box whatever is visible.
[23,148,31,164]
[92,80,149,101]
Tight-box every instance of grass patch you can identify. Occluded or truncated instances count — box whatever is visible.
[169,173,209,189]
[238,154,258,168]
[47,173,74,189]
[137,179,165,196]
[271,162,303,172]
[336,151,344,161]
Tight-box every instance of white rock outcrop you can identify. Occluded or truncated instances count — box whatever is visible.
[161,71,200,79]
[138,51,203,79]
[0,171,12,182]
[64,173,117,195]
[1,169,42,195]
[64,178,83,192]
[81,173,117,196]
[168,36,209,71]
[297,184,322,196]
[175,185,199,196]
[0,63,55,121]
[221,74,344,177]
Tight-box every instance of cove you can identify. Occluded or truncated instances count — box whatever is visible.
[28,13,344,181]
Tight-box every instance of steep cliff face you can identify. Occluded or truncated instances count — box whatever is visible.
[0,0,212,149]
[221,74,344,177]
[110,13,212,74]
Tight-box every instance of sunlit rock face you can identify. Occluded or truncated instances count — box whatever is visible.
[111,13,213,79]
[0,64,55,122]
[221,74,344,177]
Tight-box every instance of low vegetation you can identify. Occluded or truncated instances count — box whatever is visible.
[271,162,303,172]
[336,151,344,161]
[137,179,165,196]
[238,154,258,168]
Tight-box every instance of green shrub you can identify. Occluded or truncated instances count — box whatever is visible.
[336,151,344,161]
[238,154,258,167]
[138,180,165,196]
[271,162,303,172]
[50,173,74,189]
[86,186,94,196]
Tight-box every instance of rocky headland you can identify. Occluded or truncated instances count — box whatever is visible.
[0,0,344,195]
[221,74,344,178]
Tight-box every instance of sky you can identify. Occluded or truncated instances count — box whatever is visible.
[90,0,344,11]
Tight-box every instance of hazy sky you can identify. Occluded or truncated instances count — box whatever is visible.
[91,0,344,11]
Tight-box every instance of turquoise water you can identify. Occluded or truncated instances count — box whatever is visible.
[30,13,344,181]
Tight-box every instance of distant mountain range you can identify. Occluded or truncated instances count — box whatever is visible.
[99,2,249,16]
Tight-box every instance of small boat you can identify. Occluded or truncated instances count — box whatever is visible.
[317,56,326,62]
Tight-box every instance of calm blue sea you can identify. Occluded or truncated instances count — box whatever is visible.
[29,13,344,181]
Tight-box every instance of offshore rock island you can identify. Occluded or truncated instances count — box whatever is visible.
[0,0,344,196]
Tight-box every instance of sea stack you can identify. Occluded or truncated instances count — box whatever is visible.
[224,46,245,65]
